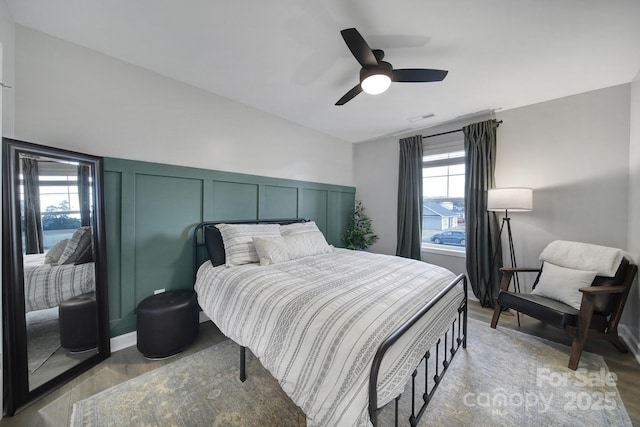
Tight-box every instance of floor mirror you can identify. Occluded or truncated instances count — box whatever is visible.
[2,138,110,415]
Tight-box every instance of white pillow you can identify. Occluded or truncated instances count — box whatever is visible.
[216,223,281,267]
[45,238,69,265]
[280,221,321,237]
[531,262,598,310]
[284,233,333,259]
[253,236,290,266]
[281,221,332,260]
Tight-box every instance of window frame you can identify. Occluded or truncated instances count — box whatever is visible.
[421,141,466,255]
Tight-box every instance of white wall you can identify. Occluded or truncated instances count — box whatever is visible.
[357,86,631,263]
[355,83,637,351]
[0,0,14,136]
[623,70,640,357]
[0,1,12,418]
[12,26,353,187]
[495,84,631,274]
[495,85,635,350]
[353,137,398,255]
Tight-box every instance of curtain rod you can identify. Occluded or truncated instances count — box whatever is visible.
[422,120,503,139]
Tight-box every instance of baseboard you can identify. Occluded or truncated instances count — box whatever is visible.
[109,312,212,353]
[618,324,640,365]
[110,331,137,352]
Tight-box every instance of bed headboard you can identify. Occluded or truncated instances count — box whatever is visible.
[192,218,308,279]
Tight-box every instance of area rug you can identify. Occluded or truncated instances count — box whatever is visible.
[70,318,632,426]
[26,306,61,374]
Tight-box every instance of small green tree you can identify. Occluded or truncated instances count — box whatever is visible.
[344,200,379,250]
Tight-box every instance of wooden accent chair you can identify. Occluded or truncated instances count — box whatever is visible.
[490,241,637,370]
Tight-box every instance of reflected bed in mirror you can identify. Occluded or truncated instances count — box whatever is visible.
[2,138,110,415]
[24,226,97,390]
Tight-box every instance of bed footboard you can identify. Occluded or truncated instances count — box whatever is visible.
[369,273,468,426]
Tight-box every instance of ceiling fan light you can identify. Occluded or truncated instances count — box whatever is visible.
[361,74,392,95]
[360,62,393,95]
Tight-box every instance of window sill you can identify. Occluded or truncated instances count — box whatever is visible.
[421,245,466,259]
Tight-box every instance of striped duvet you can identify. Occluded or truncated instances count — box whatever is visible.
[195,248,464,427]
[23,253,95,312]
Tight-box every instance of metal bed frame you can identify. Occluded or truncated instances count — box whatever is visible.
[193,219,468,426]
[369,273,467,426]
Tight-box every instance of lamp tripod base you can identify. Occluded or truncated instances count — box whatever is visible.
[499,214,521,326]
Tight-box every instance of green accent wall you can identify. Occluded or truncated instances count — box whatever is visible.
[103,158,355,337]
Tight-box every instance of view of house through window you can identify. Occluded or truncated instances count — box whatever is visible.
[422,149,466,251]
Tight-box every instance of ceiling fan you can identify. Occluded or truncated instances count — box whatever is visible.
[335,28,448,106]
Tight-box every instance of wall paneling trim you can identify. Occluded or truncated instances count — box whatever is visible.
[103,158,355,337]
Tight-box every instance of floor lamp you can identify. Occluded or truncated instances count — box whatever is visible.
[487,187,533,325]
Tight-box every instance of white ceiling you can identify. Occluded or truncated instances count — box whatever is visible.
[6,0,640,143]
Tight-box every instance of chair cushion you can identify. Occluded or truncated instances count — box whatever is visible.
[497,290,608,332]
[530,262,598,310]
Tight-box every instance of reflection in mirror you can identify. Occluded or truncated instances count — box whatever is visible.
[19,155,98,390]
[2,137,110,416]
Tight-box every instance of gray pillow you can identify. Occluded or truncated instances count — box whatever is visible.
[58,227,93,265]
[44,238,69,265]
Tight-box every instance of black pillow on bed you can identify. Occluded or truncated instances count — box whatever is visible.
[204,226,226,267]
[73,242,94,265]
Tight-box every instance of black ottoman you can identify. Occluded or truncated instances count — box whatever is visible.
[59,292,97,352]
[136,289,199,358]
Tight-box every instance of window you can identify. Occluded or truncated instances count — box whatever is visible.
[422,148,466,252]
[19,161,85,250]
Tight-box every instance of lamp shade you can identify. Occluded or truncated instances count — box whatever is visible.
[487,187,533,212]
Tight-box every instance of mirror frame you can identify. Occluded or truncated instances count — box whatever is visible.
[2,137,110,415]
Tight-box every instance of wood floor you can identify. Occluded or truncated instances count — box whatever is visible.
[0,322,228,426]
[1,301,639,426]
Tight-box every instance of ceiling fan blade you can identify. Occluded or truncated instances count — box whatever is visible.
[392,69,448,83]
[340,28,378,68]
[335,84,363,106]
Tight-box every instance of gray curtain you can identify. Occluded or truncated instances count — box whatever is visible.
[396,135,423,260]
[463,120,502,307]
[78,164,92,227]
[22,158,44,254]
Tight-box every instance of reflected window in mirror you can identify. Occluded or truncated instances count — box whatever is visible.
[18,156,94,252]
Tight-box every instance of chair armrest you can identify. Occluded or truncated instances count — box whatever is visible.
[500,267,541,273]
[579,285,625,295]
